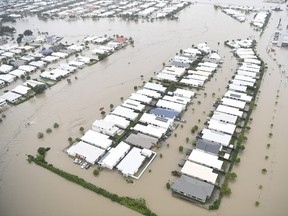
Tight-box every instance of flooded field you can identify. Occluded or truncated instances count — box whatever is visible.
[0,1,287,216]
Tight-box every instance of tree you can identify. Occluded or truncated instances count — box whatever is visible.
[32,84,46,94]
[166,182,170,189]
[46,128,52,133]
[110,104,114,109]
[37,147,47,156]
[179,145,183,152]
[261,168,267,174]
[23,29,33,36]
[53,122,59,128]
[79,127,84,134]
[37,132,44,139]
[68,137,73,143]
[93,169,99,176]
[98,53,108,60]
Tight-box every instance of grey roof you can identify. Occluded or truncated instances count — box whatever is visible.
[171,175,214,203]
[196,139,221,155]
[125,132,158,149]
[171,61,190,69]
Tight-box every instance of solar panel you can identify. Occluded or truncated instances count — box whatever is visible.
[126,102,137,107]
[230,93,241,98]
[155,116,168,123]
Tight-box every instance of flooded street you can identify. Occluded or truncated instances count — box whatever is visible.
[0,1,288,216]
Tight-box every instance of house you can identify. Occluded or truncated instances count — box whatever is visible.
[201,128,232,147]
[181,161,218,185]
[132,123,166,139]
[196,139,221,156]
[156,99,185,113]
[207,119,236,135]
[75,56,91,64]
[81,130,113,150]
[111,106,139,121]
[116,147,146,177]
[11,85,33,96]
[58,64,77,72]
[18,65,37,73]
[129,93,152,105]
[10,59,27,68]
[122,99,145,111]
[9,69,28,78]
[51,52,68,59]
[103,114,130,129]
[66,141,105,164]
[98,141,131,169]
[0,98,7,108]
[42,55,60,63]
[40,48,54,56]
[149,108,180,119]
[0,74,17,83]
[0,91,22,104]
[171,175,214,203]
[136,88,161,99]
[29,61,47,68]
[68,60,85,68]
[0,64,13,74]
[173,88,195,99]
[144,82,166,93]
[125,132,158,149]
[139,113,174,131]
[40,71,62,81]
[92,119,120,137]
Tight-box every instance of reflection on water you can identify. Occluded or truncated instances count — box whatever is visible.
[0,1,288,216]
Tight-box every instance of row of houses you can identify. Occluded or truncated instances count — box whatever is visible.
[171,39,262,205]
[38,0,189,20]
[251,11,270,29]
[66,78,196,178]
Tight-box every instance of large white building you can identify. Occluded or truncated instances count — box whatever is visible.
[81,130,112,150]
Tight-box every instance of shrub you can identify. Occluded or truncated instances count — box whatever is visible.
[37,132,44,139]
[93,169,99,176]
[179,145,183,152]
[166,182,170,189]
[255,201,260,207]
[46,128,52,133]
[53,122,59,128]
[261,168,267,174]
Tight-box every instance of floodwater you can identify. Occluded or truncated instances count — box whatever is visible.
[1,1,288,216]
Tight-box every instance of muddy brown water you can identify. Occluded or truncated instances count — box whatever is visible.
[1,1,288,216]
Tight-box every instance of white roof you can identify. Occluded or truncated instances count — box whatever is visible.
[51,52,68,58]
[133,123,165,138]
[111,106,139,121]
[162,95,190,105]
[237,70,257,78]
[181,161,218,184]
[40,71,61,81]
[180,78,204,87]
[234,75,256,84]
[9,69,27,77]
[122,99,145,111]
[99,141,131,169]
[222,97,246,109]
[29,61,46,68]
[187,74,208,82]
[1,91,22,103]
[68,60,85,68]
[208,53,221,60]
[161,66,186,77]
[242,63,261,70]
[67,141,105,164]
[196,66,215,73]
[81,129,112,150]
[0,74,16,83]
[75,56,91,64]
[156,99,185,113]
[104,114,130,129]
[174,88,195,99]
[225,90,252,102]
[188,149,223,170]
[239,65,260,73]
[244,58,261,65]
[211,111,238,124]
[208,119,236,135]
[42,56,60,62]
[67,44,84,51]
[50,68,72,77]
[228,83,247,93]
[59,64,77,72]
[139,113,172,130]
[11,85,31,95]
[216,104,243,117]
[182,48,201,56]
[144,82,166,93]
[116,147,146,176]
[232,79,255,87]
[198,62,218,69]
[129,93,152,104]
[156,72,178,82]
[201,128,232,146]
[0,64,13,73]
[188,70,211,77]
[23,80,45,88]
[136,88,161,99]
[92,119,119,136]
[18,65,37,72]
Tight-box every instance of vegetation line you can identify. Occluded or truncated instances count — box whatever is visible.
[27,148,157,216]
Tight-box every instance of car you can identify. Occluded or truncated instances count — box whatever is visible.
[85,163,92,169]
[81,162,87,169]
